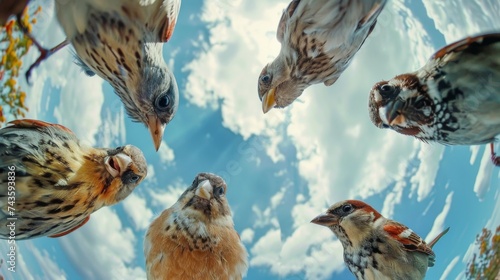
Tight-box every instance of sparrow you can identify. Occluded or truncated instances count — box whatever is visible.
[258,0,387,113]
[0,119,147,240]
[24,0,181,150]
[311,200,449,280]
[144,173,248,280]
[368,33,500,165]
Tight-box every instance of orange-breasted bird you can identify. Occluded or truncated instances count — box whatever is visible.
[144,173,248,280]
[0,119,147,240]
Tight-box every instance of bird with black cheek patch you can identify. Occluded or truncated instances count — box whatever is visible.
[312,200,449,280]
[23,0,181,150]
[369,33,500,166]
[144,173,248,280]
[258,0,387,113]
[0,119,147,240]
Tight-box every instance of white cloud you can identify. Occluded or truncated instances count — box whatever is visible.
[410,144,445,202]
[122,193,155,231]
[29,244,67,280]
[270,187,286,209]
[58,208,146,279]
[440,256,460,280]
[422,0,500,43]
[240,228,255,244]
[425,191,453,244]
[147,179,186,210]
[473,145,494,200]
[95,107,127,148]
[144,164,157,184]
[157,140,175,165]
[469,146,481,165]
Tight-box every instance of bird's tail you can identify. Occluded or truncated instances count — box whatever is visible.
[428,227,450,248]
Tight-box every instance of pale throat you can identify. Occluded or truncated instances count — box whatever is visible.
[342,213,382,248]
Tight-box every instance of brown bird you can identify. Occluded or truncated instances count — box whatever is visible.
[258,0,387,113]
[312,200,449,280]
[23,0,181,150]
[144,173,248,280]
[368,33,500,165]
[0,119,147,239]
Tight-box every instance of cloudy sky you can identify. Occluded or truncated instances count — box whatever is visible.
[1,0,499,279]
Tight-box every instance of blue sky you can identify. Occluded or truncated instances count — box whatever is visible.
[1,0,499,279]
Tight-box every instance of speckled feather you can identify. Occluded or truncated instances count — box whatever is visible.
[55,0,180,149]
[369,33,500,146]
[144,173,248,280]
[0,119,147,239]
[312,200,448,280]
[258,0,387,110]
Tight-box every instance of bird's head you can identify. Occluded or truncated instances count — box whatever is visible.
[258,57,305,114]
[172,173,233,227]
[119,65,179,151]
[311,200,383,247]
[101,145,147,204]
[369,74,434,139]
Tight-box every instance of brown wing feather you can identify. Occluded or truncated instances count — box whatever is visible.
[383,221,434,256]
[7,119,75,135]
[432,33,500,59]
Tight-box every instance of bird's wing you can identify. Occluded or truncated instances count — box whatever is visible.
[383,220,435,257]
[49,216,90,238]
[141,0,181,42]
[277,0,300,43]
[432,33,500,60]
[6,119,75,135]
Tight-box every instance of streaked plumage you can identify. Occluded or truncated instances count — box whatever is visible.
[258,0,387,113]
[368,33,500,164]
[0,119,147,239]
[144,173,248,280]
[26,0,181,150]
[312,200,449,280]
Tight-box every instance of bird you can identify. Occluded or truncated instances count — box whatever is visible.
[258,0,387,114]
[311,200,449,280]
[144,172,248,280]
[24,0,181,151]
[368,33,500,166]
[0,119,147,240]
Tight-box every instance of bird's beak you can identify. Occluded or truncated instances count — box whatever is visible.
[147,115,165,151]
[385,99,405,125]
[262,88,277,114]
[195,180,213,200]
[311,213,339,227]
[105,153,132,178]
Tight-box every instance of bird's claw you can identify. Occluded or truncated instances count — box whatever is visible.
[490,143,500,166]
[16,14,68,85]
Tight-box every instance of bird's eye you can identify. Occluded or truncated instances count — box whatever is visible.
[155,94,171,112]
[261,75,271,84]
[215,186,225,197]
[379,84,395,95]
[342,204,352,213]
[122,171,141,184]
[381,123,390,129]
